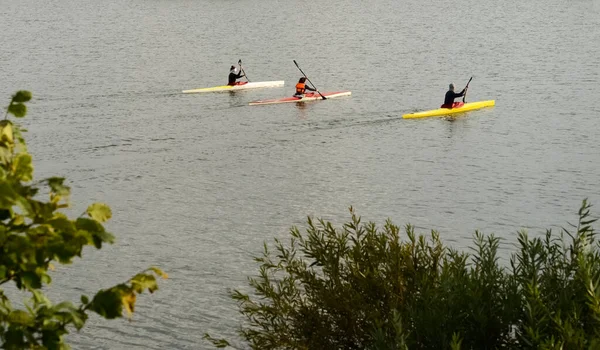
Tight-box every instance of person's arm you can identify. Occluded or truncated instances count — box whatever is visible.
[454,89,466,98]
[305,85,317,92]
[238,65,245,78]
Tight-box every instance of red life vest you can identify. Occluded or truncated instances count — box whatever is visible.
[295,82,306,95]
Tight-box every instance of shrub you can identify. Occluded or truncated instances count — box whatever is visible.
[207,201,600,349]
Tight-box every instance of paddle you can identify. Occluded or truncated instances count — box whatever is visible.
[238,59,250,82]
[462,76,473,103]
[293,60,326,100]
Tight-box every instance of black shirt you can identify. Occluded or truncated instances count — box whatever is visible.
[228,71,244,85]
[444,89,466,105]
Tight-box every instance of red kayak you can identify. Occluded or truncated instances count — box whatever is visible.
[249,91,351,106]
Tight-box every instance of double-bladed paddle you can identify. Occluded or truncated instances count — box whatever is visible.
[238,59,250,82]
[293,60,326,100]
[462,76,473,103]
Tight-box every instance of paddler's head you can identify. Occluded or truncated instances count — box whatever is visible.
[299,77,306,83]
[449,83,455,91]
[230,65,236,72]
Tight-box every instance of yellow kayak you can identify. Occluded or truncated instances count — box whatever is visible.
[402,100,495,119]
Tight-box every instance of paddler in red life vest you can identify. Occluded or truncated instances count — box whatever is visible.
[228,64,245,86]
[294,77,317,98]
[442,83,467,108]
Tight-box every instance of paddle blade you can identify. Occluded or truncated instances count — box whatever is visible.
[464,76,473,89]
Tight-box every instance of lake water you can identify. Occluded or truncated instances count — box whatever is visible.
[1,0,599,348]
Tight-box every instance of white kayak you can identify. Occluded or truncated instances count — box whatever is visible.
[182,81,284,94]
[249,91,352,106]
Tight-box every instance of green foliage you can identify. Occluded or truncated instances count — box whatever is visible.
[210,202,600,349]
[1,91,167,348]
[86,203,112,223]
[11,91,31,103]
[203,334,232,348]
[7,104,26,118]
[511,199,600,349]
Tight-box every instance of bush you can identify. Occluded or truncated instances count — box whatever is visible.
[1,91,167,349]
[207,202,600,349]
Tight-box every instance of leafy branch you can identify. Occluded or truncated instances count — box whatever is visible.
[1,91,166,348]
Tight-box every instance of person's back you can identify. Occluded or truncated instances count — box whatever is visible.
[294,77,316,97]
[228,65,244,85]
[442,83,466,108]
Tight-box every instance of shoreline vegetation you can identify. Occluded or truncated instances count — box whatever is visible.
[207,202,600,349]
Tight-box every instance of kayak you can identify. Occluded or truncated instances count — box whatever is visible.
[402,100,495,119]
[249,91,352,106]
[182,81,284,94]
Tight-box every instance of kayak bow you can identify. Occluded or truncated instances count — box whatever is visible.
[402,100,495,119]
[182,81,284,94]
[249,91,351,106]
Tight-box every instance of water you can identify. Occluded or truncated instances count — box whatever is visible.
[1,0,599,348]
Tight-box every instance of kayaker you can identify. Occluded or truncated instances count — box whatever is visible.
[442,83,467,108]
[294,77,317,98]
[228,64,245,85]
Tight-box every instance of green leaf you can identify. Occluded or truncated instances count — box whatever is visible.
[8,310,34,326]
[94,230,115,247]
[81,295,89,305]
[0,266,6,279]
[54,301,77,311]
[4,329,26,347]
[12,90,32,103]
[148,266,169,279]
[21,271,42,289]
[0,148,11,165]
[16,196,34,217]
[90,289,123,319]
[203,334,231,348]
[70,309,87,330]
[41,273,52,285]
[76,217,114,249]
[8,103,27,118]
[11,126,27,152]
[75,229,93,246]
[0,180,18,209]
[31,289,51,306]
[130,273,158,293]
[48,177,70,196]
[13,153,33,181]
[86,203,112,223]
[48,216,76,235]
[40,330,62,348]
[53,246,76,264]
[75,217,105,233]
[0,120,14,145]
[0,208,11,220]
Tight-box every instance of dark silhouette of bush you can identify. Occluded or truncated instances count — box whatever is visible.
[207,202,600,349]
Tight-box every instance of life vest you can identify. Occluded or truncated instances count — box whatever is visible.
[295,82,306,95]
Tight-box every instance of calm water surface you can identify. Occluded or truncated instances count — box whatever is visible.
[1,0,599,348]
